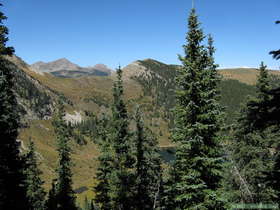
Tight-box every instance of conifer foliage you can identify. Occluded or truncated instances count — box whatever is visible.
[23,140,46,210]
[108,66,135,209]
[266,26,280,205]
[230,63,275,203]
[94,66,134,209]
[238,62,272,133]
[94,116,113,210]
[47,99,77,210]
[134,107,162,210]
[95,67,163,210]
[0,4,29,210]
[168,8,226,209]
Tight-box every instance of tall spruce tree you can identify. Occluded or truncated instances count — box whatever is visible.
[108,66,135,209]
[23,140,46,210]
[167,8,226,209]
[238,62,272,133]
[133,107,162,210]
[270,141,280,207]
[229,63,275,203]
[46,180,58,210]
[0,3,29,210]
[47,99,77,210]
[94,119,113,210]
[267,22,280,206]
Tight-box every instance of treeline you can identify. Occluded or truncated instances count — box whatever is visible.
[131,57,280,126]
[1,3,280,210]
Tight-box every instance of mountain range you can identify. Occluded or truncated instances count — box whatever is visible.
[30,58,112,78]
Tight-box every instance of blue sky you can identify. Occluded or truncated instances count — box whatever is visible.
[3,0,280,69]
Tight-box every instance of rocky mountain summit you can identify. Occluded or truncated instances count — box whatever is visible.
[31,58,80,72]
[31,58,112,78]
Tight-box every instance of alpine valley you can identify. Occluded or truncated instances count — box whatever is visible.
[11,54,280,202]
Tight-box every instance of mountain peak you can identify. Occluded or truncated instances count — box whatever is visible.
[30,58,112,77]
[92,64,112,73]
[53,57,72,63]
[122,60,149,80]
[31,58,80,72]
[50,58,79,69]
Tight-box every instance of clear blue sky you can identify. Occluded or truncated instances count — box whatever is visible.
[3,0,280,69]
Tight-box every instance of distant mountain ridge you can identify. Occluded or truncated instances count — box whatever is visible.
[31,58,112,78]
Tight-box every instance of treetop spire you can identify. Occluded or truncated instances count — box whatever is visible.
[192,0,195,9]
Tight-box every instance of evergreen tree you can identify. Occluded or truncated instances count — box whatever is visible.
[238,62,272,132]
[267,21,280,206]
[23,140,46,210]
[133,107,162,210]
[46,180,58,210]
[47,99,77,210]
[229,63,275,203]
[94,124,113,210]
[264,21,280,126]
[167,9,226,209]
[229,130,275,203]
[270,141,280,207]
[108,66,135,209]
[162,166,178,210]
[0,3,29,210]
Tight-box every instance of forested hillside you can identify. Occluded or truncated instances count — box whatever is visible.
[13,55,280,203]
[0,47,273,208]
[1,2,280,209]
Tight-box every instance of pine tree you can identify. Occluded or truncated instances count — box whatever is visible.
[167,9,226,209]
[0,3,29,210]
[108,66,135,209]
[266,20,280,205]
[133,107,162,210]
[94,125,113,210]
[230,130,275,203]
[23,140,46,210]
[263,21,280,126]
[47,99,77,210]
[162,165,178,210]
[238,62,271,133]
[46,180,58,210]
[270,142,280,207]
[229,63,275,203]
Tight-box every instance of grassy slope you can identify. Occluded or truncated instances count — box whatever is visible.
[18,61,280,202]
[220,68,280,85]
[19,64,170,202]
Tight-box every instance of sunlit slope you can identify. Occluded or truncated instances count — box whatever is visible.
[17,57,280,200]
[220,67,280,85]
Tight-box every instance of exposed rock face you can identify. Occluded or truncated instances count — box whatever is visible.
[121,61,151,81]
[64,111,82,124]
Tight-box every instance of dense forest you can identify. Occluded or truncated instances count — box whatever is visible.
[1,3,280,210]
